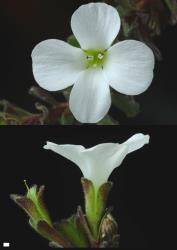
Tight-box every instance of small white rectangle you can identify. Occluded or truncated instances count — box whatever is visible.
[3,242,10,247]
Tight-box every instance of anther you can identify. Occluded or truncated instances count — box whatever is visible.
[86,55,94,61]
[98,53,104,60]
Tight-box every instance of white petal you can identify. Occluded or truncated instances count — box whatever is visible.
[105,40,155,95]
[44,135,150,189]
[71,3,120,50]
[123,134,150,154]
[69,69,111,123]
[32,39,85,91]
[81,143,128,189]
[44,142,85,166]
[44,141,128,189]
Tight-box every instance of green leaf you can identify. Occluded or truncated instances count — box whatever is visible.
[116,0,135,17]
[164,0,177,13]
[59,112,75,125]
[62,87,72,102]
[29,86,58,106]
[98,115,119,125]
[0,100,32,117]
[67,35,80,48]
[112,91,140,118]
[0,117,7,125]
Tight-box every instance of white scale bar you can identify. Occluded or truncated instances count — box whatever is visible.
[3,243,10,247]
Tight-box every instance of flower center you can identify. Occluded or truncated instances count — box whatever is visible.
[84,50,107,69]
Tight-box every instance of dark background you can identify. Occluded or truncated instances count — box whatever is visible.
[1,126,169,248]
[0,0,177,124]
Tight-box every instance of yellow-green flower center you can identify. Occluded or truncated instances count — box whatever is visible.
[84,50,107,69]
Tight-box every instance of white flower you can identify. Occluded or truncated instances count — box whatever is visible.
[44,133,150,190]
[32,3,155,123]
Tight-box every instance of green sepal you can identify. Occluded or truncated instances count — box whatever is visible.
[10,194,42,222]
[97,182,113,216]
[67,35,81,48]
[81,178,113,240]
[54,211,89,247]
[26,185,52,226]
[36,220,73,248]
[112,91,140,118]
[53,206,97,248]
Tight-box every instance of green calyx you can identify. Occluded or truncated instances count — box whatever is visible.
[13,181,52,227]
[84,50,107,69]
[26,184,52,226]
[81,178,113,240]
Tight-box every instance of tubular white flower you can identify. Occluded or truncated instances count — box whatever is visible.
[32,3,155,123]
[44,134,150,189]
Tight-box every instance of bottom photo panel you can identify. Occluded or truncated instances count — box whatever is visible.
[1,126,169,249]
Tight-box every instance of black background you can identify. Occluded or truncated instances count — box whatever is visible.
[0,0,177,124]
[0,0,171,248]
[1,126,169,248]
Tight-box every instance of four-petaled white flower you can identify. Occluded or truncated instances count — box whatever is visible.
[44,134,150,190]
[32,3,155,123]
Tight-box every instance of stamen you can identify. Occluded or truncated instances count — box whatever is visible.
[98,53,104,60]
[86,55,94,61]
[24,179,29,191]
[84,50,107,69]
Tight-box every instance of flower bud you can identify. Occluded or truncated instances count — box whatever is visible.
[11,183,52,228]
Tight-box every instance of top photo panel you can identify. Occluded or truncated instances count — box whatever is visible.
[1,0,177,125]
